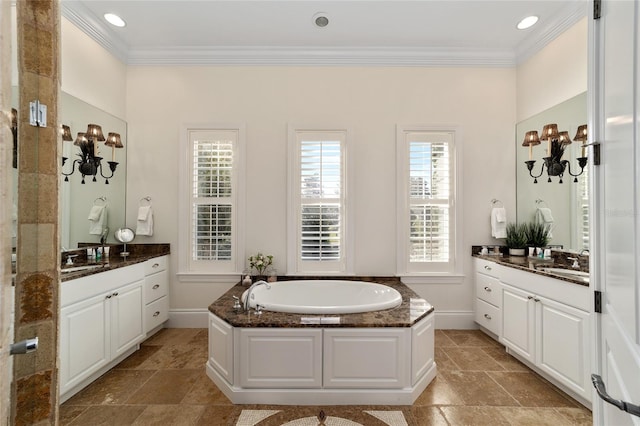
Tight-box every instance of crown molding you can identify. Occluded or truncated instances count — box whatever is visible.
[126,46,515,67]
[61,2,129,64]
[515,1,588,65]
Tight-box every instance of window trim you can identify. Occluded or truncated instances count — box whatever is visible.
[396,124,463,277]
[178,123,246,275]
[287,124,354,275]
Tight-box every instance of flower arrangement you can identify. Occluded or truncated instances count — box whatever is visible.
[248,252,273,276]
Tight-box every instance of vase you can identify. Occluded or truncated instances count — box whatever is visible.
[509,248,526,256]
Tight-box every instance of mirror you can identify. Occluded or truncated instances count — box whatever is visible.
[60,92,127,249]
[516,92,588,251]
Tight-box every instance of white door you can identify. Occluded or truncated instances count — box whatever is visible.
[592,0,640,423]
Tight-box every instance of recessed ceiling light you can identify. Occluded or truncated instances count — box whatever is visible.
[312,13,329,28]
[517,15,539,30]
[104,13,126,28]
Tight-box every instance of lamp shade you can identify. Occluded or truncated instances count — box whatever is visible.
[61,124,73,141]
[573,124,588,142]
[522,130,541,147]
[540,123,559,141]
[105,132,124,148]
[558,131,572,145]
[74,132,88,146]
[85,124,105,141]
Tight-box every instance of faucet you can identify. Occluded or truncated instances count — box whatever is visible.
[243,280,271,311]
[580,249,590,256]
[567,257,580,269]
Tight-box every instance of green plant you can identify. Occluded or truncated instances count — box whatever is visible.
[525,221,549,247]
[248,252,273,276]
[505,222,528,249]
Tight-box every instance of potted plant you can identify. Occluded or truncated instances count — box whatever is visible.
[525,221,550,249]
[505,222,528,256]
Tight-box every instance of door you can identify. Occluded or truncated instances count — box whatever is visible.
[592,0,640,423]
[111,280,144,358]
[501,284,535,363]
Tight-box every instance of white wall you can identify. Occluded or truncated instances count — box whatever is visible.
[125,66,517,322]
[516,18,588,122]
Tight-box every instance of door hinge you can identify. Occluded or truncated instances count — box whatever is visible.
[594,0,601,19]
[593,142,601,165]
[594,290,602,313]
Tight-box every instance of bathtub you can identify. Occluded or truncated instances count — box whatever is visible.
[241,280,403,314]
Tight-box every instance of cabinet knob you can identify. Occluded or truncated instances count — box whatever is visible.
[534,298,540,302]
[113,292,118,297]
[153,311,160,317]
[484,265,492,271]
[105,294,112,299]
[527,295,534,300]
[152,284,160,290]
[484,314,492,320]
[484,286,491,292]
[152,263,159,268]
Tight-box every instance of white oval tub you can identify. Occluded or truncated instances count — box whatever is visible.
[241,280,403,314]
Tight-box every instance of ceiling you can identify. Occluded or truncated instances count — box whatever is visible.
[61,0,588,66]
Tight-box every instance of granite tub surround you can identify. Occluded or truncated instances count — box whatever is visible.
[208,278,434,328]
[471,246,588,286]
[60,243,170,281]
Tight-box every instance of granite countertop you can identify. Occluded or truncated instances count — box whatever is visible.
[472,251,589,287]
[208,278,434,328]
[60,243,170,281]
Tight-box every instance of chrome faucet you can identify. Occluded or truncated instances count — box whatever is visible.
[243,280,271,311]
[567,257,580,269]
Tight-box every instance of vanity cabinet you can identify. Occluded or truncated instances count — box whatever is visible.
[474,258,503,336]
[499,263,592,403]
[60,264,145,399]
[143,255,169,333]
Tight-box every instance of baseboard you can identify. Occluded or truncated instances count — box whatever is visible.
[434,311,476,329]
[167,308,475,329]
[167,309,209,328]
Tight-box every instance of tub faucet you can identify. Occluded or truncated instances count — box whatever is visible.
[244,280,271,311]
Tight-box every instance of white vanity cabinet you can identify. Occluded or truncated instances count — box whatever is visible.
[498,263,592,404]
[143,255,169,333]
[474,258,503,336]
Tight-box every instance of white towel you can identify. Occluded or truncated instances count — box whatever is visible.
[536,207,554,238]
[491,207,507,239]
[88,205,107,235]
[136,205,154,236]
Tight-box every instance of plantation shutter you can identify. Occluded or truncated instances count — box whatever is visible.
[408,133,452,263]
[191,131,235,261]
[299,140,342,261]
[578,166,589,250]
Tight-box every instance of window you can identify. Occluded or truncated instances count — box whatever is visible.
[574,161,589,250]
[288,127,350,274]
[179,126,245,274]
[396,126,461,276]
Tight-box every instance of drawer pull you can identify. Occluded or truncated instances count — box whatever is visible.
[484,286,492,292]
[534,298,540,302]
[152,284,160,290]
[152,263,160,268]
[527,295,534,300]
[484,314,492,320]
[153,311,160,317]
[484,265,492,271]
[113,292,118,297]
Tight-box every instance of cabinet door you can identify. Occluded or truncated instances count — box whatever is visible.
[110,280,145,358]
[501,284,535,363]
[536,296,591,401]
[59,293,110,394]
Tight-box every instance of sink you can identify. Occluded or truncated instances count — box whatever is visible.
[538,267,590,283]
[61,264,108,273]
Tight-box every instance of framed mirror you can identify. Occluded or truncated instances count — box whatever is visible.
[60,92,127,249]
[516,92,588,252]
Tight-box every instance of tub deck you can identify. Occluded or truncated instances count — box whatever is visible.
[208,278,433,328]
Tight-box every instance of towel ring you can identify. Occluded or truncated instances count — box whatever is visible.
[491,199,503,207]
[139,196,152,206]
[93,196,107,205]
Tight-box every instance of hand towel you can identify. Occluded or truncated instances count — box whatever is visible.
[88,205,107,235]
[136,205,154,236]
[491,207,507,239]
[536,207,554,238]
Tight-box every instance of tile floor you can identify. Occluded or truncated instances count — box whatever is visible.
[60,328,592,425]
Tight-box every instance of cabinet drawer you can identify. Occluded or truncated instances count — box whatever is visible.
[144,270,168,303]
[474,258,500,278]
[145,256,167,275]
[475,273,501,307]
[475,299,501,336]
[145,295,169,332]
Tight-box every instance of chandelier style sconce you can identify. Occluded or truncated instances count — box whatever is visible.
[61,123,123,184]
[522,123,588,184]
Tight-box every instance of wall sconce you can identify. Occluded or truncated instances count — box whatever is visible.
[523,123,588,183]
[61,123,122,184]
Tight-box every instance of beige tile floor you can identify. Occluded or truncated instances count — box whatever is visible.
[60,328,593,425]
